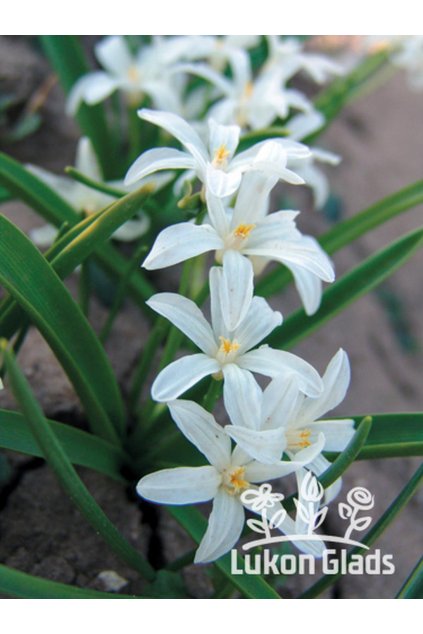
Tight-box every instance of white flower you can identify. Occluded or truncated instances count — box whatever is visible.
[143,165,334,314]
[67,36,190,114]
[177,53,313,131]
[27,137,168,247]
[224,349,355,502]
[391,36,423,90]
[181,35,260,72]
[137,399,323,563]
[147,258,323,402]
[124,109,309,198]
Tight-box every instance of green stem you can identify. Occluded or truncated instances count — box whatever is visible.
[202,377,223,412]
[78,261,91,318]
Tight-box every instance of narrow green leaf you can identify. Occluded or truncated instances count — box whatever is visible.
[39,35,119,179]
[0,152,154,316]
[257,179,423,297]
[266,227,423,350]
[396,557,423,599]
[0,215,124,442]
[168,506,281,599]
[1,343,155,582]
[301,463,423,598]
[0,409,127,482]
[350,413,423,459]
[65,166,127,198]
[0,564,138,599]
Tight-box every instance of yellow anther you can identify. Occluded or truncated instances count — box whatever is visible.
[212,144,231,167]
[223,467,249,495]
[219,336,240,355]
[287,429,312,449]
[244,81,254,98]
[233,223,255,239]
[127,66,140,83]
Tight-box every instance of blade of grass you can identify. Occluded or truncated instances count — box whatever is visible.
[0,409,127,483]
[396,557,423,599]
[0,564,139,599]
[1,341,155,582]
[0,215,124,442]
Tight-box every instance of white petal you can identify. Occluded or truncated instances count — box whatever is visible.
[307,454,343,504]
[289,264,323,315]
[194,489,244,563]
[125,148,195,186]
[137,466,220,505]
[232,171,279,225]
[168,399,231,470]
[222,364,262,430]
[67,72,119,114]
[138,108,208,167]
[286,111,325,141]
[261,374,301,430]
[143,222,223,269]
[29,224,58,248]
[219,251,254,331]
[208,119,240,159]
[225,425,287,464]
[205,191,231,237]
[244,458,300,482]
[151,354,220,402]
[75,137,102,181]
[297,349,351,424]
[308,419,355,452]
[206,163,242,198]
[146,293,216,355]
[95,35,132,76]
[234,298,282,354]
[209,266,228,339]
[238,347,323,397]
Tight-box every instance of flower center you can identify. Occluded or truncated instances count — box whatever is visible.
[244,81,254,99]
[286,428,312,450]
[223,466,249,495]
[212,144,230,168]
[233,223,255,240]
[127,65,140,83]
[216,336,240,365]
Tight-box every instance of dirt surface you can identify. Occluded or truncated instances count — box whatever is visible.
[0,36,422,599]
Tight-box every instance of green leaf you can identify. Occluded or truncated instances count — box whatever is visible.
[1,342,155,582]
[351,413,423,459]
[266,227,423,350]
[0,151,154,316]
[0,215,124,443]
[168,506,281,599]
[301,463,423,598]
[39,35,119,179]
[257,179,423,297]
[0,409,127,482]
[0,564,138,599]
[396,557,423,599]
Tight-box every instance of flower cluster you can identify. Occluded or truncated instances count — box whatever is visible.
[127,37,356,564]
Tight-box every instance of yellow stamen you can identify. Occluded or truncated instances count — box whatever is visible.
[287,429,312,449]
[233,223,255,239]
[219,336,240,355]
[244,81,254,98]
[212,144,230,167]
[223,467,249,495]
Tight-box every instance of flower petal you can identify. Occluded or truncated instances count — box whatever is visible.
[75,137,102,181]
[225,425,287,464]
[219,251,254,332]
[238,347,323,397]
[67,72,119,114]
[234,298,282,354]
[143,222,223,269]
[112,215,150,242]
[137,466,220,505]
[289,264,323,315]
[222,363,262,430]
[124,147,195,186]
[138,108,208,167]
[168,399,232,470]
[205,191,231,238]
[95,35,132,76]
[146,293,216,355]
[206,163,242,198]
[307,419,355,452]
[151,354,220,402]
[208,118,240,160]
[194,489,244,563]
[261,374,301,430]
